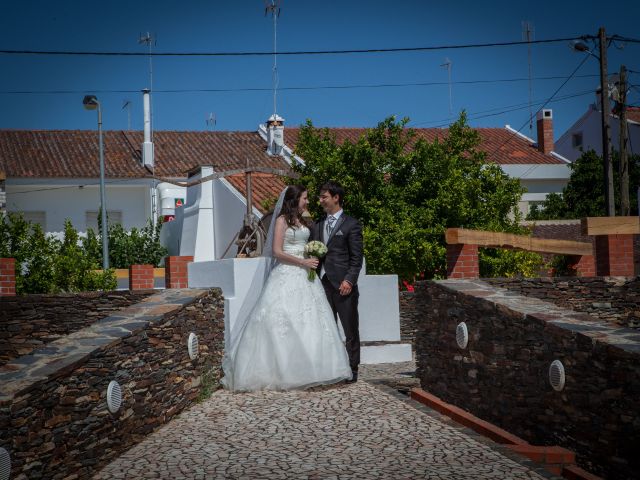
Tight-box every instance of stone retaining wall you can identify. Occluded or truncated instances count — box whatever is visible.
[399,291,419,346]
[0,288,225,479]
[0,291,154,366]
[484,277,640,329]
[411,279,639,480]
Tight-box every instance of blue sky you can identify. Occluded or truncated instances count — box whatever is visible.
[1,0,639,142]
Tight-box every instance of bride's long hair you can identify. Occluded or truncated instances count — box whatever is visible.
[278,185,307,228]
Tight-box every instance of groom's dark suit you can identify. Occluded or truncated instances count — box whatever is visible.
[311,213,364,373]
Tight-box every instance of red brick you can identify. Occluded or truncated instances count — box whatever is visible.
[545,446,575,464]
[410,388,527,445]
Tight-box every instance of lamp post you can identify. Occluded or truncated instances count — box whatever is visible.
[83,95,110,269]
[571,28,615,216]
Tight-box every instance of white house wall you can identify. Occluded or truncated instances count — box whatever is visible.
[6,180,151,235]
[213,178,263,260]
[556,107,640,162]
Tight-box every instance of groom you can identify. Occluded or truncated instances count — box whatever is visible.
[312,181,364,383]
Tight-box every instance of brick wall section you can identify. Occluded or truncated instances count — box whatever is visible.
[570,254,596,277]
[0,290,154,366]
[594,234,635,276]
[165,255,193,289]
[129,264,154,290]
[485,277,640,329]
[0,288,225,479]
[413,279,639,479]
[0,258,16,296]
[446,244,479,279]
[536,115,554,154]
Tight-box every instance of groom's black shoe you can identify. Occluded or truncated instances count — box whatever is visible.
[346,370,358,383]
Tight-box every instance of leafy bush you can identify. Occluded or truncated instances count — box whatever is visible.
[87,218,167,268]
[0,215,116,294]
[479,248,544,278]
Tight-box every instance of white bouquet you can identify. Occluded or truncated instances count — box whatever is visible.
[304,240,328,281]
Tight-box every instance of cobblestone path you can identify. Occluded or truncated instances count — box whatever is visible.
[94,362,557,479]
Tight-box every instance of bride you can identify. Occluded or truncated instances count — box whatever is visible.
[221,185,353,391]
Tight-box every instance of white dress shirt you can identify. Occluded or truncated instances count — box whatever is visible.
[321,209,343,279]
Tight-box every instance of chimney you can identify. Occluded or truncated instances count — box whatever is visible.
[536,109,554,154]
[266,114,285,156]
[142,88,154,168]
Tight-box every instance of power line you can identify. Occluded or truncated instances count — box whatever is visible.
[0,73,601,96]
[485,54,591,161]
[412,89,594,128]
[0,36,593,57]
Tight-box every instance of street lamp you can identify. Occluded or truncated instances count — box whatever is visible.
[571,28,615,216]
[83,95,110,269]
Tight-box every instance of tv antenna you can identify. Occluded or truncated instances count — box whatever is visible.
[206,112,216,130]
[265,0,282,117]
[139,31,158,225]
[138,32,156,139]
[522,21,535,136]
[122,100,132,131]
[440,57,453,117]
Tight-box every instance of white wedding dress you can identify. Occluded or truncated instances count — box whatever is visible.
[221,225,353,392]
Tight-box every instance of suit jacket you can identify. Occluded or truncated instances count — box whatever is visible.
[311,213,364,290]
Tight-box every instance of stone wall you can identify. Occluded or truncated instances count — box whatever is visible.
[0,291,154,366]
[412,279,639,480]
[484,277,640,329]
[0,288,225,479]
[399,291,420,346]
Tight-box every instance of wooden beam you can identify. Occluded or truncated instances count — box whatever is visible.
[445,228,592,256]
[581,216,640,235]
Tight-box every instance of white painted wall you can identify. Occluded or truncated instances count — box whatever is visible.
[5,179,151,235]
[214,178,263,260]
[500,165,570,217]
[160,167,266,261]
[556,105,640,162]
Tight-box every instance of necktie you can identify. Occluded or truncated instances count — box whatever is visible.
[326,215,336,237]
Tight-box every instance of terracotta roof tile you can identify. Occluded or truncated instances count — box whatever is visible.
[626,107,640,124]
[0,130,290,179]
[224,173,286,214]
[284,127,564,165]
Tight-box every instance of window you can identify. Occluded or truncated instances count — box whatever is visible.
[572,132,583,148]
[85,211,122,231]
[20,211,46,230]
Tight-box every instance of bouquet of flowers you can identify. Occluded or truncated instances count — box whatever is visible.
[304,240,328,281]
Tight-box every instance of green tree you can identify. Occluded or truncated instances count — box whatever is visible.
[292,114,542,282]
[527,150,640,220]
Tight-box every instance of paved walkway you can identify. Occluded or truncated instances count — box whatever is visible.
[94,362,557,479]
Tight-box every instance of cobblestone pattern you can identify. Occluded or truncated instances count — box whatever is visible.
[0,288,225,479]
[94,374,555,480]
[0,290,154,366]
[415,279,640,480]
[484,277,640,329]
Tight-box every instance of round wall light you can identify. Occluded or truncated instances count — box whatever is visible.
[456,322,469,349]
[549,360,566,391]
[107,380,123,413]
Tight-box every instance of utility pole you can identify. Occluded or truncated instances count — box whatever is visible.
[599,27,615,216]
[619,65,630,216]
